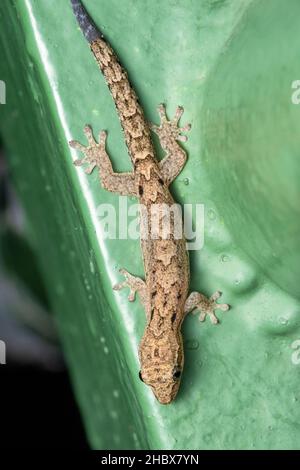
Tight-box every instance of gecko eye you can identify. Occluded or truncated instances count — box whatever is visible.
[139,371,144,382]
[173,368,181,380]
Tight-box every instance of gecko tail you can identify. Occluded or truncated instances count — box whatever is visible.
[70,0,103,43]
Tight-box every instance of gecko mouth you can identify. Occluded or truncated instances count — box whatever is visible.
[155,395,173,405]
[152,382,180,405]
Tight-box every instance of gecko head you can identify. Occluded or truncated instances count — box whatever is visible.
[138,329,184,404]
[139,363,182,405]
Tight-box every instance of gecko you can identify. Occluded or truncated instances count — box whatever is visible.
[69,0,229,404]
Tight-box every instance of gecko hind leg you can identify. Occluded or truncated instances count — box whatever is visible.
[150,104,191,185]
[113,268,147,303]
[70,125,137,196]
[184,291,230,325]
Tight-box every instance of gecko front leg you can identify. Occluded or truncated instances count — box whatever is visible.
[150,104,191,185]
[113,269,150,319]
[184,291,230,325]
[70,125,137,196]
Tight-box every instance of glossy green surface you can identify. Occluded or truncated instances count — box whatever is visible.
[1,0,300,449]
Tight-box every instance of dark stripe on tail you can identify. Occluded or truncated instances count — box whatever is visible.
[70,0,103,43]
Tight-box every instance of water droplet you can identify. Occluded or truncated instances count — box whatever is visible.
[221,254,229,263]
[113,389,119,398]
[100,336,105,343]
[279,317,288,326]
[110,410,118,419]
[84,277,91,291]
[103,346,109,354]
[132,432,139,446]
[185,339,199,350]
[208,209,216,220]
[89,260,95,274]
[45,184,52,192]
[87,316,97,337]
[183,178,189,185]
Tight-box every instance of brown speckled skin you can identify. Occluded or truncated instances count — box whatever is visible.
[91,38,189,404]
[70,34,229,404]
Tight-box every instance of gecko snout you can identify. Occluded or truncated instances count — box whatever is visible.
[139,365,182,404]
[153,380,181,405]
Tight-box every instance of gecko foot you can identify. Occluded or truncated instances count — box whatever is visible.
[150,104,191,148]
[69,125,107,174]
[184,291,230,325]
[113,269,146,302]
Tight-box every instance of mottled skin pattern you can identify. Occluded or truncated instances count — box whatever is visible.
[69,0,229,404]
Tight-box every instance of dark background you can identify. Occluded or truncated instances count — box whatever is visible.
[0,140,88,449]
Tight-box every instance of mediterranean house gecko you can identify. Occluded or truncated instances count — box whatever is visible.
[69,0,229,404]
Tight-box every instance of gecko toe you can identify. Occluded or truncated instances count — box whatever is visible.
[128,292,136,302]
[85,163,97,174]
[180,123,191,133]
[218,303,230,312]
[73,158,84,166]
[157,103,167,121]
[69,140,86,152]
[174,106,184,122]
[99,130,107,145]
[209,313,219,325]
[84,125,97,146]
